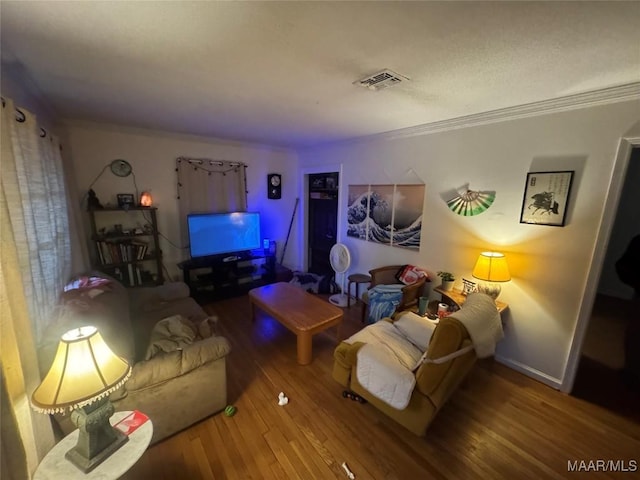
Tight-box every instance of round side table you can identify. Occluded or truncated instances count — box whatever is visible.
[347,273,371,308]
[34,410,153,480]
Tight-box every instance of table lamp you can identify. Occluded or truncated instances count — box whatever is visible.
[31,326,132,473]
[472,251,511,299]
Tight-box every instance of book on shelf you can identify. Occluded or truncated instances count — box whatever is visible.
[107,265,152,287]
[133,240,148,260]
[127,264,135,286]
[95,239,149,265]
[95,241,106,265]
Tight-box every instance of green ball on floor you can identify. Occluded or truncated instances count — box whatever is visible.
[224,405,237,417]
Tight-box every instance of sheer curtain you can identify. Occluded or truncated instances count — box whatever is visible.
[1,97,72,474]
[176,157,248,249]
[1,98,71,340]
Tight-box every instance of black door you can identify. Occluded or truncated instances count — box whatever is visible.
[308,173,338,275]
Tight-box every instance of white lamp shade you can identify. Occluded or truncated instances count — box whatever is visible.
[472,252,511,282]
[32,326,131,414]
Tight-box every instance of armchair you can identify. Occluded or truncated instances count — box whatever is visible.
[334,293,502,436]
[361,265,428,323]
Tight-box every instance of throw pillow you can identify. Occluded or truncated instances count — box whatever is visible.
[393,311,438,351]
[396,265,428,285]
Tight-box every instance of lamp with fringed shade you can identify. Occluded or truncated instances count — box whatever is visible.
[472,251,511,299]
[31,326,131,473]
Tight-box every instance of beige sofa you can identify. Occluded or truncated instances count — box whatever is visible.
[37,272,231,444]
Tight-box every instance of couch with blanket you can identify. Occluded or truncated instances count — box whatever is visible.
[333,293,502,435]
[37,272,231,444]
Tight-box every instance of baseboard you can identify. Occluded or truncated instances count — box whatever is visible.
[495,354,563,390]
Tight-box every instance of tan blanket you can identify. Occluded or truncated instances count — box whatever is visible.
[449,293,502,358]
[145,315,196,360]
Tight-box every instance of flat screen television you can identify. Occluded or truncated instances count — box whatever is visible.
[187,212,261,259]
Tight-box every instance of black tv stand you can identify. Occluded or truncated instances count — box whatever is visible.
[178,251,292,301]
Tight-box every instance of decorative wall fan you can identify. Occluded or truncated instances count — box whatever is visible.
[446,187,496,216]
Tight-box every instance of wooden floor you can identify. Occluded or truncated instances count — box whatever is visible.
[123,294,640,479]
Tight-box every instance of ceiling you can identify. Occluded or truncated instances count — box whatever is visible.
[1,1,639,149]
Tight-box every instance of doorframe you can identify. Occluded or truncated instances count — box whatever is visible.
[562,136,640,392]
[297,163,343,273]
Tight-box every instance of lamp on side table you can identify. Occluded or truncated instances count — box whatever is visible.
[31,326,132,473]
[34,410,153,480]
[471,251,511,300]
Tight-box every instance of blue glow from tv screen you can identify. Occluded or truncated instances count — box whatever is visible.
[188,212,261,258]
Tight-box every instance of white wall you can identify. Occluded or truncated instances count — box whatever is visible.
[297,100,640,387]
[66,122,299,280]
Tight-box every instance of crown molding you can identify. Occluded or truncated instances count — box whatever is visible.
[316,82,640,149]
[62,119,297,154]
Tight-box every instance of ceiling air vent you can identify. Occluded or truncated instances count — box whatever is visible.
[354,69,410,91]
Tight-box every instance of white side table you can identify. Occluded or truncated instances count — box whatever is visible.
[34,411,153,480]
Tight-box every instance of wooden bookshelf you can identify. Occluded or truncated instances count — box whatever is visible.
[88,207,164,287]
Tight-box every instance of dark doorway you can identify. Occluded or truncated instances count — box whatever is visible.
[572,295,639,422]
[573,147,640,421]
[307,172,338,275]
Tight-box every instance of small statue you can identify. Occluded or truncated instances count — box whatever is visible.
[87,189,104,210]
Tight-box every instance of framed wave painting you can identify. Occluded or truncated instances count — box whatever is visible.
[347,184,424,250]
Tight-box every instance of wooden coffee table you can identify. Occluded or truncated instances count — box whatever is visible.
[249,282,343,365]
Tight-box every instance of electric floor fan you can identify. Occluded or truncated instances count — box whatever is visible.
[328,243,351,307]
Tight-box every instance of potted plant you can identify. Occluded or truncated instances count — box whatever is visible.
[437,271,456,291]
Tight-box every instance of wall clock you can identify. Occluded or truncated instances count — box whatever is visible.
[110,159,132,177]
[267,173,282,199]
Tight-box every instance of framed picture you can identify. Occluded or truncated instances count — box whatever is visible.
[461,278,477,296]
[519,171,574,226]
[310,175,325,190]
[117,193,135,208]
